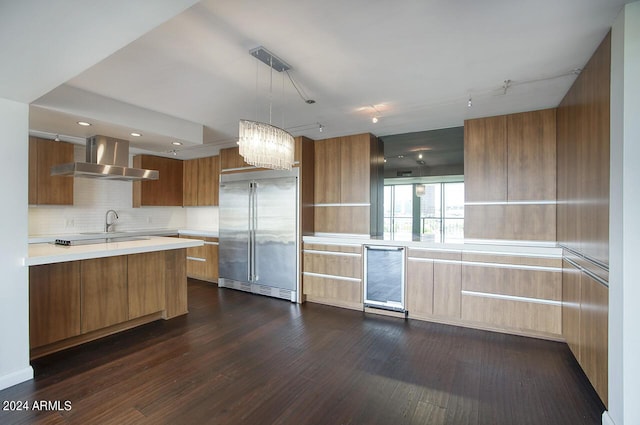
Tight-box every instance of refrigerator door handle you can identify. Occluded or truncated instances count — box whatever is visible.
[252,182,259,282]
[247,183,254,282]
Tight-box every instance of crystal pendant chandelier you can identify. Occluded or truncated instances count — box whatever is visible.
[238,46,295,170]
[238,119,294,170]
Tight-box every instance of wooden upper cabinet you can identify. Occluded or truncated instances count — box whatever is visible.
[314,138,341,204]
[220,147,251,171]
[507,109,556,201]
[183,158,199,206]
[198,155,220,206]
[133,155,183,207]
[340,134,372,204]
[464,116,507,202]
[183,155,220,206]
[29,136,74,205]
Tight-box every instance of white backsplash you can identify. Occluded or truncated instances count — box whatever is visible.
[185,206,219,231]
[29,145,218,236]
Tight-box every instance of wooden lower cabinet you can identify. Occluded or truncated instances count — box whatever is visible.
[29,249,188,357]
[29,262,81,348]
[182,235,219,282]
[302,243,363,310]
[406,258,434,319]
[128,251,166,319]
[164,249,188,319]
[81,256,129,333]
[461,260,562,337]
[433,262,461,318]
[562,259,608,406]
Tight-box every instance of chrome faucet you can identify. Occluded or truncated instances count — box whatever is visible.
[105,209,119,232]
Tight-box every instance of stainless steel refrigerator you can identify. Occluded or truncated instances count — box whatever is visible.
[218,169,299,302]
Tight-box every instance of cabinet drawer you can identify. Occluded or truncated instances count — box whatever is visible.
[303,251,362,279]
[303,274,362,310]
[461,293,561,336]
[182,235,219,282]
[462,264,561,301]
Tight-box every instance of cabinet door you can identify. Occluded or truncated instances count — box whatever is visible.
[406,258,434,318]
[580,273,608,405]
[29,262,81,348]
[135,155,184,206]
[81,256,128,333]
[29,137,74,205]
[464,116,507,202]
[562,260,581,360]
[507,109,556,201]
[220,147,251,171]
[314,138,341,204]
[340,134,371,203]
[165,249,188,318]
[198,156,219,206]
[128,252,166,319]
[433,261,461,318]
[183,158,199,206]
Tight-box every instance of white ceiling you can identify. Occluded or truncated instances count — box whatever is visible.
[18,0,630,159]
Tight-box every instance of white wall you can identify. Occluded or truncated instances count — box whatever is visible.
[606,2,640,424]
[0,98,33,390]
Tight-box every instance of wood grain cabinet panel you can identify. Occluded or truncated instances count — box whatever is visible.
[29,262,81,348]
[314,138,341,204]
[302,243,363,310]
[461,294,561,335]
[462,265,561,301]
[164,249,188,318]
[340,134,371,203]
[220,147,252,171]
[562,260,582,360]
[128,251,166,319]
[133,155,183,207]
[580,273,608,406]
[507,109,557,201]
[433,262,461,318]
[464,116,507,202]
[81,256,128,333]
[182,236,219,282]
[406,258,434,319]
[183,156,220,206]
[28,136,74,205]
[183,158,199,206]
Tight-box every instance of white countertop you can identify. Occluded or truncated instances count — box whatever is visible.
[303,235,563,257]
[27,236,203,266]
[178,229,219,238]
[29,228,219,244]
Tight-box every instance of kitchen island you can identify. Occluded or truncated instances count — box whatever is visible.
[27,236,203,358]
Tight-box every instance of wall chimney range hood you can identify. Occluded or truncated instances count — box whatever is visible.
[51,135,159,181]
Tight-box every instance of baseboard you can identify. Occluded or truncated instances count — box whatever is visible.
[0,366,33,391]
[602,411,616,425]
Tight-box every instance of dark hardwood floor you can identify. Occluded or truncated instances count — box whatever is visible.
[1,280,604,425]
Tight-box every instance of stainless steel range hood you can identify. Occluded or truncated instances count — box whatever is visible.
[51,135,159,181]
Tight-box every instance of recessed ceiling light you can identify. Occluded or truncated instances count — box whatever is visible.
[77,121,91,126]
[130,132,142,137]
[172,141,183,146]
[372,117,379,124]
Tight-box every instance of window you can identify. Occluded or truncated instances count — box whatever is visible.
[384,182,464,242]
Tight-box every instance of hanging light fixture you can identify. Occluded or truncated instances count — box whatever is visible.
[238,46,295,170]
